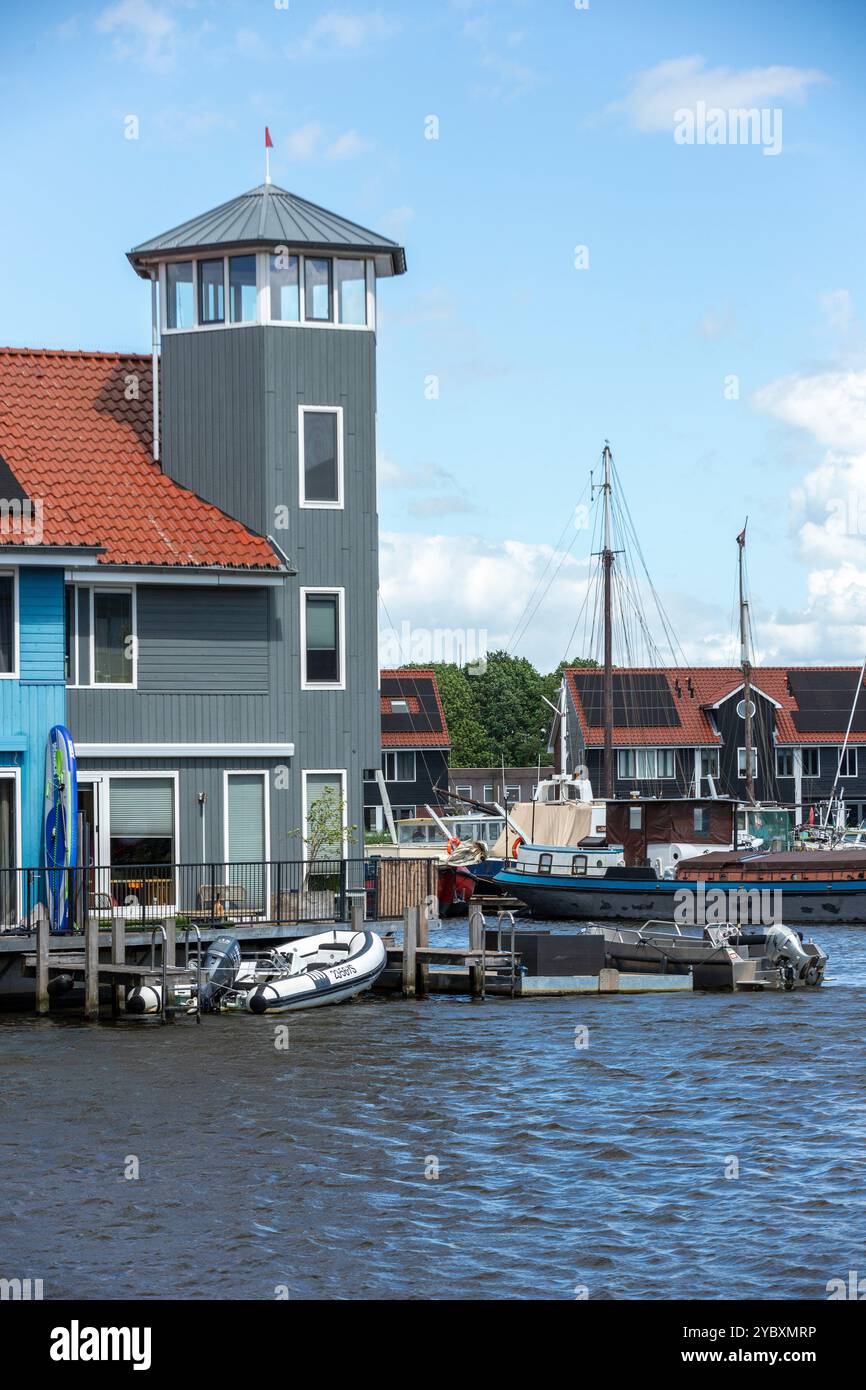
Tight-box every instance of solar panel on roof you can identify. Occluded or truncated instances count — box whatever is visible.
[788,670,866,734]
[572,672,681,728]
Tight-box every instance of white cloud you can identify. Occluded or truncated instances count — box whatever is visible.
[279,122,372,162]
[752,368,866,452]
[287,11,399,59]
[610,55,826,133]
[325,129,373,160]
[96,0,178,73]
[819,289,855,335]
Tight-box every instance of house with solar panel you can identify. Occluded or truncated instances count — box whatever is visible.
[0,179,405,918]
[363,670,451,831]
[557,665,866,824]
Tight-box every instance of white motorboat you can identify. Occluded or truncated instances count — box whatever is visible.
[239,928,387,1014]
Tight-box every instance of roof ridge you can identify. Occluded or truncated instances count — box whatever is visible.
[0,346,151,361]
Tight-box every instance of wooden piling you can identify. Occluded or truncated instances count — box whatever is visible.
[35,912,49,1016]
[164,916,177,1019]
[468,903,485,998]
[416,901,430,997]
[84,914,99,1021]
[111,910,125,1017]
[402,907,417,998]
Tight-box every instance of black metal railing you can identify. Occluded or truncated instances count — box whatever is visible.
[0,855,437,933]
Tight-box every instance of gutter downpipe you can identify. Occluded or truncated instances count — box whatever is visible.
[151,271,160,463]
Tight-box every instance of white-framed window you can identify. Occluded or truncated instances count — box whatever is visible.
[0,768,22,921]
[299,406,344,508]
[504,784,520,801]
[383,751,416,782]
[301,588,345,690]
[224,771,269,914]
[302,770,347,859]
[776,749,794,778]
[161,253,375,333]
[392,805,416,821]
[483,784,495,802]
[64,583,77,685]
[91,587,136,688]
[838,747,858,778]
[106,773,179,911]
[0,569,19,678]
[701,749,720,779]
[629,806,643,830]
[390,698,410,715]
[737,747,758,778]
[694,807,710,834]
[616,748,675,779]
[657,750,675,779]
[364,806,383,832]
[801,747,820,778]
[453,784,472,800]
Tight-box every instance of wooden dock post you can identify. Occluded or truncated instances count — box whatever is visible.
[84,914,100,1021]
[468,903,485,999]
[111,909,125,1017]
[416,901,430,998]
[164,916,177,1020]
[35,912,49,1015]
[402,906,417,998]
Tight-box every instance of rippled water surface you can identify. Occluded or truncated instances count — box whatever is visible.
[2,921,865,1300]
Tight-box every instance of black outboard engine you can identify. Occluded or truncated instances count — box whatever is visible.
[199,935,242,1013]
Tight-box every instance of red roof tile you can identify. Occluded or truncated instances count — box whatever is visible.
[0,348,279,569]
[380,668,450,747]
[566,666,866,746]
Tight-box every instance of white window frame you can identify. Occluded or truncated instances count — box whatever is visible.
[801,747,821,778]
[737,747,758,779]
[300,587,345,691]
[88,586,138,690]
[102,770,181,914]
[390,698,410,715]
[453,785,473,800]
[382,750,416,783]
[776,748,794,778]
[0,766,23,891]
[483,784,495,802]
[838,746,858,778]
[701,748,720,779]
[0,568,20,679]
[223,770,271,918]
[298,405,345,510]
[64,582,78,686]
[391,805,417,821]
[159,253,376,335]
[617,750,636,779]
[656,750,675,779]
[301,769,348,860]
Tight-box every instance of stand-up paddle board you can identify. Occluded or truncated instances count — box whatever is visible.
[45,725,78,935]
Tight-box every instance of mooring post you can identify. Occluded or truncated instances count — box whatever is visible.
[402,906,417,998]
[350,898,364,934]
[84,913,99,1021]
[164,915,177,1020]
[416,901,430,998]
[111,909,125,1017]
[35,912,49,1016]
[468,903,485,999]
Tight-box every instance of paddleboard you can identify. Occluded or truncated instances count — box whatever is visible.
[44,725,78,934]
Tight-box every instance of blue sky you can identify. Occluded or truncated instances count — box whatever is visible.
[2,0,865,671]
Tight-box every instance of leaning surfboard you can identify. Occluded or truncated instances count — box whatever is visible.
[44,725,78,935]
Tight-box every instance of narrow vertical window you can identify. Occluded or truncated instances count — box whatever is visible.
[226,773,267,911]
[166,261,194,329]
[336,258,367,325]
[228,255,257,323]
[304,257,332,321]
[304,592,341,686]
[300,409,342,506]
[270,253,299,321]
[64,584,76,683]
[94,590,133,686]
[198,259,225,324]
[0,574,14,674]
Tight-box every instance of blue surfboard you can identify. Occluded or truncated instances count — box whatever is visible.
[45,725,78,934]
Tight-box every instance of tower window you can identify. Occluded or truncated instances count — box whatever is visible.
[229,255,257,323]
[300,407,343,507]
[337,259,367,326]
[166,261,194,329]
[198,259,225,324]
[304,257,332,322]
[270,253,299,321]
[302,590,343,688]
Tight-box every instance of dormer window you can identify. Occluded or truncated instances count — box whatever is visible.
[166,262,194,329]
[199,259,225,324]
[229,256,256,323]
[270,253,299,321]
[304,257,332,321]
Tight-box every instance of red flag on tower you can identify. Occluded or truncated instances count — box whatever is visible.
[265,127,273,149]
[264,127,273,184]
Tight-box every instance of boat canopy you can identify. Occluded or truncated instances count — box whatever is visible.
[489,800,594,858]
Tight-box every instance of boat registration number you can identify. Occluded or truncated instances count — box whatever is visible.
[331,964,357,981]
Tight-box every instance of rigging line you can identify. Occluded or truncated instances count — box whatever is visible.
[610,458,688,668]
[510,524,583,656]
[504,476,592,654]
[561,486,604,667]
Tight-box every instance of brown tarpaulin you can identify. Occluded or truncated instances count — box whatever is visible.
[606,800,735,867]
[490,801,594,859]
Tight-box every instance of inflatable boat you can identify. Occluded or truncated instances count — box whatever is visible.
[126,934,242,1015]
[242,928,387,1014]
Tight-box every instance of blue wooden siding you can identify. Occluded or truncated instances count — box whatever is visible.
[0,568,66,867]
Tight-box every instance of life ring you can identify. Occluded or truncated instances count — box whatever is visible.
[446,836,460,855]
[510,836,523,858]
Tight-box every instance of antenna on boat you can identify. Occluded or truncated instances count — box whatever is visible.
[601,443,614,798]
[737,521,756,806]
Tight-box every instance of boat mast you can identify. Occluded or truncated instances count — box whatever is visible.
[602,443,614,799]
[738,522,755,806]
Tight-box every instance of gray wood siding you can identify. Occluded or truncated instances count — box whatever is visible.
[137,586,269,693]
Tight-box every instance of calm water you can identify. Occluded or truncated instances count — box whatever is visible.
[2,920,865,1301]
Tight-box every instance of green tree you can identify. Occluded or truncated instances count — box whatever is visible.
[400,662,491,767]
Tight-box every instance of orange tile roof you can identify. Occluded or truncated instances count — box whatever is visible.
[565,666,866,746]
[0,348,279,569]
[380,668,450,747]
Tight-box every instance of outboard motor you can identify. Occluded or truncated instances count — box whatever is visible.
[199,935,242,1013]
[763,925,828,988]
